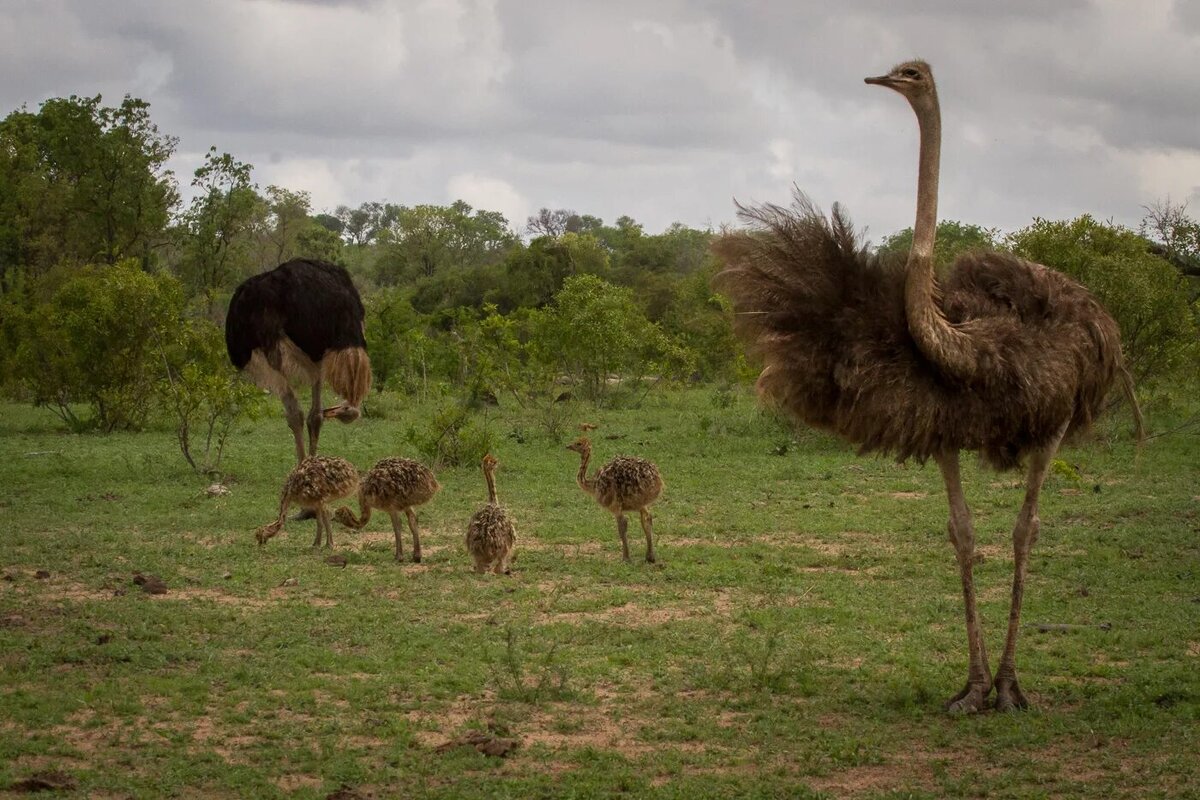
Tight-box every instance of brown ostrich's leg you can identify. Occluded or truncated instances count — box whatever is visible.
[319,506,335,548]
[387,510,405,562]
[281,388,306,463]
[310,509,323,547]
[639,508,656,564]
[995,422,1069,712]
[404,508,422,564]
[306,380,324,457]
[935,451,993,713]
[615,514,631,562]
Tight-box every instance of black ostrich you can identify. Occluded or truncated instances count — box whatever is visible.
[713,61,1141,713]
[225,259,372,463]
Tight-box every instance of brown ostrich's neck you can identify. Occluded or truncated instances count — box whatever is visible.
[904,89,978,380]
[485,468,498,505]
[576,450,595,496]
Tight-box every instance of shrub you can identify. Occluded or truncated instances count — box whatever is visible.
[157,318,264,475]
[9,261,184,431]
[1008,216,1200,388]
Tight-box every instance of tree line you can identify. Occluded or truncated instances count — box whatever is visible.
[0,95,1196,468]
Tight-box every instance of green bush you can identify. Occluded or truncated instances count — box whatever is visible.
[157,317,264,475]
[1008,216,1200,388]
[404,399,495,469]
[9,260,184,431]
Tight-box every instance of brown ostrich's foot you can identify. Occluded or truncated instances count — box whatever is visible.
[994,676,1030,712]
[944,681,992,714]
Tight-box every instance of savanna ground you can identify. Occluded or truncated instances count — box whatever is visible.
[0,388,1196,799]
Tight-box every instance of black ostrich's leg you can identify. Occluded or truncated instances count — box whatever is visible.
[995,421,1069,712]
[306,379,324,457]
[935,450,993,713]
[281,387,306,464]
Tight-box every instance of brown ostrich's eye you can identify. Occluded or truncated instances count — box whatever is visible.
[903,68,921,79]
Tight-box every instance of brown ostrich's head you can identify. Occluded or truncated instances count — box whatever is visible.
[865,60,936,112]
[481,453,498,473]
[323,403,362,423]
[565,436,592,456]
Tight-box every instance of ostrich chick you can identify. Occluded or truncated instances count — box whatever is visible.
[566,437,663,563]
[465,454,517,575]
[255,456,359,549]
[333,457,440,562]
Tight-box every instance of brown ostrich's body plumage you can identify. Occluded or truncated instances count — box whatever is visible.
[255,455,360,548]
[333,457,440,562]
[591,456,665,513]
[466,455,516,574]
[466,504,517,574]
[713,197,1121,470]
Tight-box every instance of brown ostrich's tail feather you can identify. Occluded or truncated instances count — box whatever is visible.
[1118,364,1146,444]
[712,190,902,430]
[322,346,372,413]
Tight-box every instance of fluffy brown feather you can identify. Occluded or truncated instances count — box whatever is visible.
[712,192,1122,470]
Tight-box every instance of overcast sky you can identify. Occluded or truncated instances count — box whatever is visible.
[2,0,1198,241]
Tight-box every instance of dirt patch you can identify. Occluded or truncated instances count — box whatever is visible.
[274,774,323,792]
[888,491,928,500]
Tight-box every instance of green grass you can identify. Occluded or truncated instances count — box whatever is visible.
[1,388,1196,798]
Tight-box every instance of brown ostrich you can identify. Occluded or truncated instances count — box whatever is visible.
[712,60,1141,713]
[333,457,441,563]
[566,437,663,563]
[465,454,517,575]
[255,455,359,550]
[226,259,372,465]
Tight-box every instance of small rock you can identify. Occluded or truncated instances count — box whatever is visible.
[205,483,231,498]
[279,577,298,587]
[325,554,348,568]
[96,633,112,645]
[221,572,233,580]
[34,570,50,580]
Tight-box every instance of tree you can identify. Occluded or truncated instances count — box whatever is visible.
[1140,199,1200,280]
[0,95,178,291]
[494,233,610,311]
[174,148,263,316]
[876,220,999,269]
[374,201,516,286]
[8,261,184,431]
[529,274,690,403]
[1009,215,1199,386]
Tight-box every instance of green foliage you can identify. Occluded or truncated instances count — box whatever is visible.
[173,148,263,315]
[492,232,610,311]
[1008,215,1200,386]
[0,95,178,288]
[9,261,184,431]
[157,318,264,476]
[372,200,516,287]
[404,398,495,468]
[876,219,1000,269]
[528,274,692,404]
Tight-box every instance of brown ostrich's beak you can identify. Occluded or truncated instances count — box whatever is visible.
[864,74,897,87]
[323,404,361,422]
